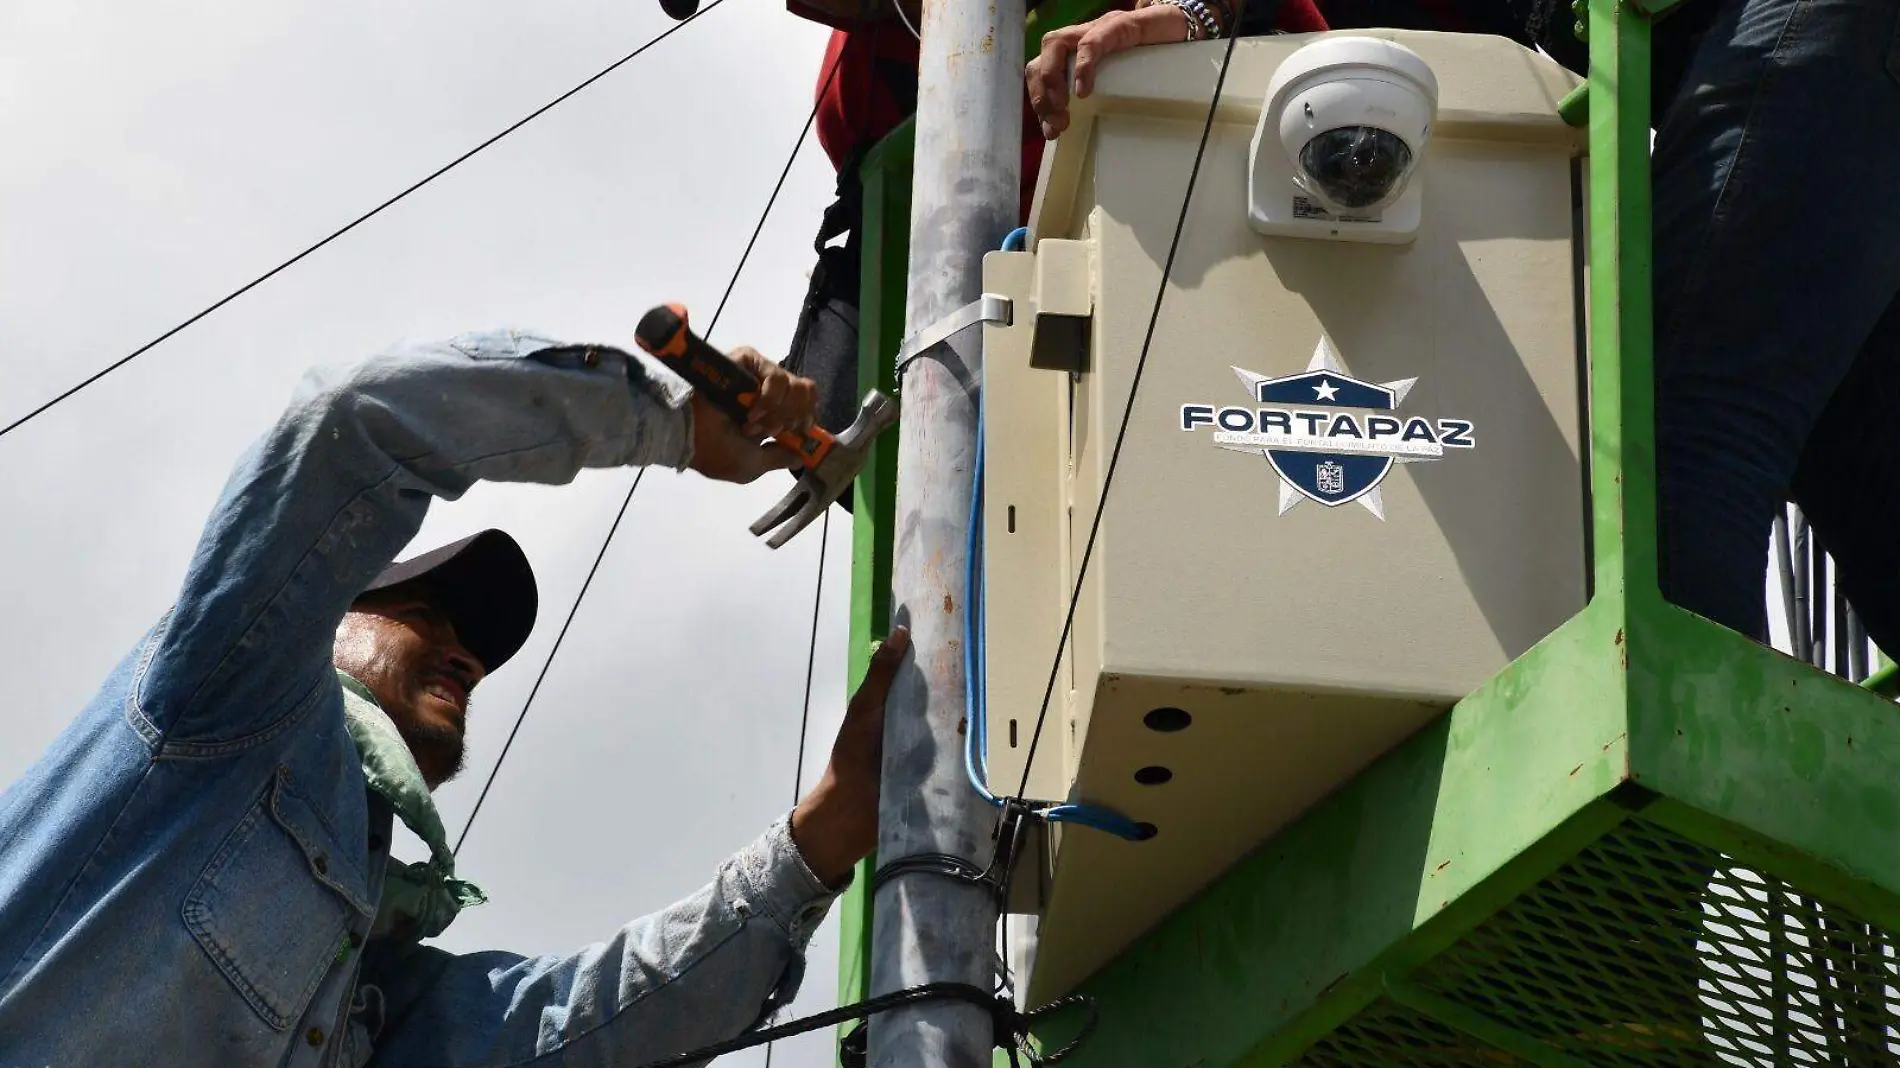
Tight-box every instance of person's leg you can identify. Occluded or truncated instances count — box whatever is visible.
[1790,291,1900,658]
[783,167,870,513]
[1651,0,1900,639]
[787,236,866,437]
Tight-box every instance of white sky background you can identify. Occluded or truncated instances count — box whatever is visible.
[0,2,850,1066]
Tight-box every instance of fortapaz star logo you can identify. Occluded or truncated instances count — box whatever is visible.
[1177,336,1476,521]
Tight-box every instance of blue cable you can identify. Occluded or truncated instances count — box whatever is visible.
[957,226,1149,842]
[964,403,1002,807]
[974,440,989,782]
[1044,803,1152,839]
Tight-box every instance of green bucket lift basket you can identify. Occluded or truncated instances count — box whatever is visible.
[837,2,1900,1064]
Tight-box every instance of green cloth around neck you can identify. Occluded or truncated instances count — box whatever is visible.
[337,671,487,941]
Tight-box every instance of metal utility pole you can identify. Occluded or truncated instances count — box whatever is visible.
[868,0,1025,1061]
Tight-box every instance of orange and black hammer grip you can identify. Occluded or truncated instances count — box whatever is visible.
[634,303,836,469]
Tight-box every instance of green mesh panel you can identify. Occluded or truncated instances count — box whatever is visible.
[1295,998,1524,1067]
[1295,819,1899,1066]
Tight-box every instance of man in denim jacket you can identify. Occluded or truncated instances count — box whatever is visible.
[0,329,910,1067]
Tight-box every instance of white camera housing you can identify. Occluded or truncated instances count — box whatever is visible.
[1248,36,1439,244]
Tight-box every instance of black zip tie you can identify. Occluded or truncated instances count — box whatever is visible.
[989,797,1036,911]
[871,797,1039,906]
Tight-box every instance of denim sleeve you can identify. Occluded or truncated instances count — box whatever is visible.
[134,330,694,749]
[361,816,843,1068]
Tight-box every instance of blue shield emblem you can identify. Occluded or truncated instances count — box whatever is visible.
[1256,371,1397,508]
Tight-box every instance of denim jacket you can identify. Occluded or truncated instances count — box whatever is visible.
[0,331,841,1067]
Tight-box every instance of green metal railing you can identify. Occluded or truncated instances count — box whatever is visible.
[832,116,912,1053]
[1042,1,1900,1064]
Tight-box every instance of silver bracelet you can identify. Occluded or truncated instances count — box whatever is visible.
[1201,0,1227,38]
[1175,0,1224,40]
[1153,0,1207,40]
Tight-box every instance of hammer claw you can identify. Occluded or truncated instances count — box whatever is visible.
[750,481,813,540]
[761,494,830,550]
[747,391,898,549]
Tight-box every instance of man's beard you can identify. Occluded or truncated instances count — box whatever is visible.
[395,714,468,787]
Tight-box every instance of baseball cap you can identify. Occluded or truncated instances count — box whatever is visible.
[358,529,539,673]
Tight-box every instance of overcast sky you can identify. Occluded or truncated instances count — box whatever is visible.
[0,1,850,1064]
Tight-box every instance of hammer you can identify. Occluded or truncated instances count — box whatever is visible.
[634,303,898,549]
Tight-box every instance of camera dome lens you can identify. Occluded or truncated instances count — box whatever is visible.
[1297,126,1414,210]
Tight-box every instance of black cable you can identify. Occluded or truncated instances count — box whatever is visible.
[765,506,831,1068]
[835,983,1098,1068]
[790,509,833,804]
[705,48,847,1066]
[621,975,1097,1068]
[454,467,647,857]
[872,852,991,894]
[0,0,731,444]
[633,982,1015,1068]
[1016,992,1101,1066]
[1014,17,1250,802]
[454,43,845,857]
[707,43,848,335]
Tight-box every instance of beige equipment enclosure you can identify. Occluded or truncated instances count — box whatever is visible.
[981,31,1587,1002]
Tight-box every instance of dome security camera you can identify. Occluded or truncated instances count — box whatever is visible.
[1248,37,1439,244]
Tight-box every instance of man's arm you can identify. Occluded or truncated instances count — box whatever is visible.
[135,330,800,750]
[361,817,839,1068]
[358,632,908,1068]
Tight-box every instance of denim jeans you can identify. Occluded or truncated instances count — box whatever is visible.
[1652,0,1900,651]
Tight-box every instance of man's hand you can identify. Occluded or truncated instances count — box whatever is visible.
[790,626,911,888]
[1026,4,1191,140]
[686,347,819,484]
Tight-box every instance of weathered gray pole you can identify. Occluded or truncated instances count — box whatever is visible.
[868,0,1025,1060]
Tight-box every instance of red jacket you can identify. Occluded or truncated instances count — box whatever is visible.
[798,0,1330,219]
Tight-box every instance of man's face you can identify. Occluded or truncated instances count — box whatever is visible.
[332,583,487,789]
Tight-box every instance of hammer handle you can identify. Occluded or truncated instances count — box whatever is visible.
[634,304,835,468]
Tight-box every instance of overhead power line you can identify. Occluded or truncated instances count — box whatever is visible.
[790,510,833,806]
[454,46,847,857]
[763,507,831,1068]
[453,467,650,857]
[0,0,729,444]
[1014,10,1250,803]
